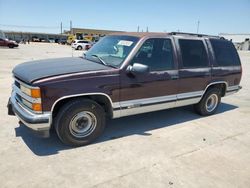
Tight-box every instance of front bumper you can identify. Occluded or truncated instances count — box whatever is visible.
[8,91,51,135]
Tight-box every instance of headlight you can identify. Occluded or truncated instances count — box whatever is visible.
[20,85,41,98]
[19,84,42,112]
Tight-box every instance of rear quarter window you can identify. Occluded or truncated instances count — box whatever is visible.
[210,39,241,66]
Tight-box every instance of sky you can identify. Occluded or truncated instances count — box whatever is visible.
[0,0,249,35]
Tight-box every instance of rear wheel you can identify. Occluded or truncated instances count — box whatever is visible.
[54,99,106,146]
[194,87,221,116]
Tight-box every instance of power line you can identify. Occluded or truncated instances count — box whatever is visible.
[0,24,69,29]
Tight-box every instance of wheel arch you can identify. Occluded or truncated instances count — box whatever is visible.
[203,81,228,98]
[51,93,114,120]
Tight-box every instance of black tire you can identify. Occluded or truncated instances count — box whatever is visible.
[8,44,14,48]
[77,45,83,50]
[194,87,221,116]
[54,99,106,147]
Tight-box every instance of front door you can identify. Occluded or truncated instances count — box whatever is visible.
[119,38,179,117]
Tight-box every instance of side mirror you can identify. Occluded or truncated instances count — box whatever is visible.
[127,63,149,75]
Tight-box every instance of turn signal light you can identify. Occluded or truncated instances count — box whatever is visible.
[31,89,41,98]
[32,103,42,112]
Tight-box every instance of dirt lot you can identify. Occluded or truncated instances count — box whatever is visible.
[0,43,250,188]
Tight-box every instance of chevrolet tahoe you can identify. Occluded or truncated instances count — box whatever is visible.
[8,32,242,146]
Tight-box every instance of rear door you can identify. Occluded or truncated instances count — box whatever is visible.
[119,37,179,117]
[175,38,211,106]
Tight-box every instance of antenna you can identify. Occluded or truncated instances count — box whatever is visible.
[197,20,200,34]
[70,20,72,34]
[60,22,62,34]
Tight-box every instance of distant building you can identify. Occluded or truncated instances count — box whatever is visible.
[63,27,123,43]
[65,28,122,37]
[219,33,250,43]
[219,33,250,51]
[3,30,67,42]
[0,30,5,38]
[2,27,123,43]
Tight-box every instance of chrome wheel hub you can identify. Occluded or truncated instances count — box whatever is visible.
[69,111,97,138]
[206,94,218,112]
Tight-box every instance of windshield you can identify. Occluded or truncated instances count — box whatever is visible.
[84,35,139,68]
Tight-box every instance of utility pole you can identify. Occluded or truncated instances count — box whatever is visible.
[137,26,140,32]
[70,20,72,34]
[60,22,62,34]
[197,20,200,34]
[146,26,148,32]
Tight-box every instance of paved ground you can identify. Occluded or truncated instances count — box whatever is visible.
[0,43,250,188]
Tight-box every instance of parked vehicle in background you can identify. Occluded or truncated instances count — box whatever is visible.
[49,38,55,43]
[32,37,40,42]
[71,40,92,50]
[39,38,47,42]
[0,38,19,48]
[8,32,242,147]
[57,39,67,45]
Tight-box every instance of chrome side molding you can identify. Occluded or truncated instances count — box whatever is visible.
[50,82,241,119]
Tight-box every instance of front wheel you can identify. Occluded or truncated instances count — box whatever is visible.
[77,45,83,50]
[194,88,221,116]
[54,99,106,146]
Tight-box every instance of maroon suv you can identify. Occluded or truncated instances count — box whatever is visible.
[0,38,19,48]
[8,32,242,146]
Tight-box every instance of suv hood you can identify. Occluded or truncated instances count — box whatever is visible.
[13,57,111,83]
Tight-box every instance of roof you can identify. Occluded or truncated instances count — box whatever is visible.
[109,32,169,38]
[109,31,221,39]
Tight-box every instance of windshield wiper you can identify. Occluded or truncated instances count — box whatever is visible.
[91,54,107,66]
[91,54,117,68]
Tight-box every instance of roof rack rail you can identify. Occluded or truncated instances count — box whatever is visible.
[169,32,222,39]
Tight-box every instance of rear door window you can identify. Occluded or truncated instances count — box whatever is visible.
[179,39,209,68]
[210,39,240,66]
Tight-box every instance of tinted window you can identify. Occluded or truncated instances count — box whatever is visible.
[132,38,174,71]
[210,39,240,66]
[179,39,209,68]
